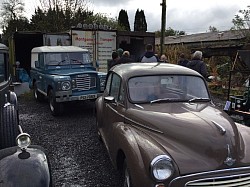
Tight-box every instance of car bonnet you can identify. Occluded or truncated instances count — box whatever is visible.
[126,102,250,175]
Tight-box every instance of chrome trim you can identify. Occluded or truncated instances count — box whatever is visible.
[224,144,236,166]
[185,173,250,186]
[135,104,144,109]
[170,166,250,186]
[211,120,226,135]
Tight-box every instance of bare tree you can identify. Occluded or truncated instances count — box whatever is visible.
[0,0,25,30]
[38,0,88,13]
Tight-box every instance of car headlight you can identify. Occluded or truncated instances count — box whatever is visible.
[150,155,174,181]
[16,133,31,150]
[61,81,71,91]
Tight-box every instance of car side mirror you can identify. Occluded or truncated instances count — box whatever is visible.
[35,61,40,68]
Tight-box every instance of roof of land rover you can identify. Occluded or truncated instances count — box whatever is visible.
[31,46,88,53]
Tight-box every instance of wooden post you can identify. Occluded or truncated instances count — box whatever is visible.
[160,0,166,56]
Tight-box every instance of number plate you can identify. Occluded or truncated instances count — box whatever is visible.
[79,94,97,100]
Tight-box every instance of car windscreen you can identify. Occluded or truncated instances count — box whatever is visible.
[128,75,210,103]
[45,52,92,66]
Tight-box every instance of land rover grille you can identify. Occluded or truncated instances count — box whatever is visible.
[75,74,96,90]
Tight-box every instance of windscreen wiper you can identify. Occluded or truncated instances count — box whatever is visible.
[150,98,173,104]
[188,98,210,103]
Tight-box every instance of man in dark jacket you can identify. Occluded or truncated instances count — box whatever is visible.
[116,51,134,65]
[187,51,209,79]
[177,53,189,67]
[140,44,159,62]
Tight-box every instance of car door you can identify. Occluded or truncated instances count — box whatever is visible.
[35,53,46,93]
[102,73,126,153]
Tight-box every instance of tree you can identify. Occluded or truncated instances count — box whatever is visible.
[231,6,250,41]
[134,9,147,32]
[209,26,218,32]
[118,9,130,31]
[0,0,28,42]
[155,27,185,37]
[38,0,86,14]
[0,0,25,29]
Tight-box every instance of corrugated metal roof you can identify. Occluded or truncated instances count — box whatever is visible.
[155,30,246,45]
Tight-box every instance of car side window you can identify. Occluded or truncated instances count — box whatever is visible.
[110,73,121,101]
[38,53,45,69]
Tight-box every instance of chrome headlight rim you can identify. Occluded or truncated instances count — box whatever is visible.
[61,81,71,91]
[150,155,174,181]
[16,133,31,150]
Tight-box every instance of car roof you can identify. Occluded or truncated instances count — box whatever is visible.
[111,63,203,80]
[31,46,89,53]
[0,43,8,50]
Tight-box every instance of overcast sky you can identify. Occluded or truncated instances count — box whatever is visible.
[87,0,250,34]
[15,0,250,34]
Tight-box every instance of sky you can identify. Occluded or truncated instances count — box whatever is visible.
[8,0,250,34]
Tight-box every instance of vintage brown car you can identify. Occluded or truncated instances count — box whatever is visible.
[95,63,250,187]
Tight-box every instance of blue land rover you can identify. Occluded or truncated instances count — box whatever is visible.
[29,46,106,116]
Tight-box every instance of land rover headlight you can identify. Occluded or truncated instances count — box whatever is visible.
[61,81,71,91]
[16,133,31,150]
[150,155,174,181]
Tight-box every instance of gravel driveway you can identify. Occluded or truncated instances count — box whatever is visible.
[18,92,226,187]
[18,93,122,187]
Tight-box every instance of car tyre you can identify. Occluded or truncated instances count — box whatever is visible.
[96,120,102,142]
[121,159,133,187]
[49,89,63,116]
[33,83,44,102]
[0,104,19,149]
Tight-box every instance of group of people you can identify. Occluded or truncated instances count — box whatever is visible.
[108,44,212,81]
[177,51,213,81]
[108,44,167,70]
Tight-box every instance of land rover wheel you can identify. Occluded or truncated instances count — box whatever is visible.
[48,90,63,116]
[33,83,44,102]
[0,104,19,149]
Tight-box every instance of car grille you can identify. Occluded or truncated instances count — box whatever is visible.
[185,173,250,186]
[75,74,96,90]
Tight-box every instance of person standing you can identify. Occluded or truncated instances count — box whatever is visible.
[108,51,119,70]
[160,54,168,63]
[186,51,209,79]
[177,53,189,67]
[140,44,159,62]
[116,51,134,65]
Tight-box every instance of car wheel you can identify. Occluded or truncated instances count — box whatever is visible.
[48,89,63,116]
[0,105,19,149]
[122,159,133,187]
[33,83,44,102]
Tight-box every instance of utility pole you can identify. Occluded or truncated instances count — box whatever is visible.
[160,0,166,56]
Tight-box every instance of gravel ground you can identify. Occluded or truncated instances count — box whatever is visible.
[18,92,226,187]
[18,93,122,187]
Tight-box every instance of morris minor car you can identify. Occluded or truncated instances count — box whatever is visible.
[95,63,250,187]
